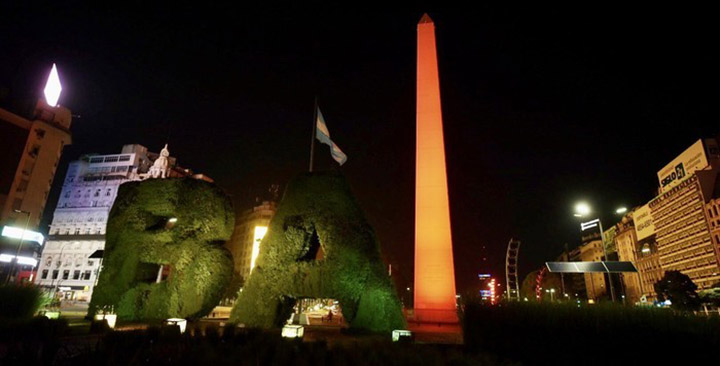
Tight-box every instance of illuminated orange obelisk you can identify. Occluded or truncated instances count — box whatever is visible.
[414,13,458,323]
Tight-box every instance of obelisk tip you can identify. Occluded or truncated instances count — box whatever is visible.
[418,13,433,24]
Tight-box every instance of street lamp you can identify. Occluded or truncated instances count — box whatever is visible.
[5,210,32,285]
[574,202,619,303]
[545,288,556,302]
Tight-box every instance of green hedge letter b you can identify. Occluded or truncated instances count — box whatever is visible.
[89,178,234,321]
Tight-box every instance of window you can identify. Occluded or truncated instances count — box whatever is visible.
[29,144,41,157]
[94,189,100,197]
[88,260,95,267]
[104,156,119,163]
[41,270,49,279]
[73,270,80,280]
[52,270,59,279]
[45,257,53,266]
[715,206,719,217]
[90,157,104,163]
[83,270,92,280]
[119,155,131,162]
[106,188,112,196]
[16,179,29,192]
[62,270,69,280]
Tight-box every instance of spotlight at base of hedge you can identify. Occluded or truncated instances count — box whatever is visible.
[281,324,304,338]
[392,329,412,342]
[94,313,117,328]
[44,311,60,319]
[166,318,187,333]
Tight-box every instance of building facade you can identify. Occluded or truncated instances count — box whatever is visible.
[649,173,720,290]
[34,144,197,302]
[614,214,645,303]
[225,200,277,283]
[616,138,720,302]
[577,235,607,301]
[634,235,662,302]
[0,97,72,283]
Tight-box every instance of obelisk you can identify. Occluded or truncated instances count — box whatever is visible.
[414,13,458,323]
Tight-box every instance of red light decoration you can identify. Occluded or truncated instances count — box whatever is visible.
[535,267,547,301]
[413,13,458,323]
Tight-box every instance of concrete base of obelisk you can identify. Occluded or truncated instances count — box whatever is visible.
[410,308,459,324]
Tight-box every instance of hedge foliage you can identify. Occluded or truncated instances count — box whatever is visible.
[462,301,720,364]
[89,178,234,321]
[230,172,406,332]
[0,284,45,319]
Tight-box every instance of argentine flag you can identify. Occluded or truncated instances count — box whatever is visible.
[316,108,348,165]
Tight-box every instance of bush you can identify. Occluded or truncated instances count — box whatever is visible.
[0,316,69,364]
[0,283,44,319]
[462,301,720,364]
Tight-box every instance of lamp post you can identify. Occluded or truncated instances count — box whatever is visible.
[574,202,621,303]
[50,242,70,304]
[5,210,32,284]
[545,288,556,302]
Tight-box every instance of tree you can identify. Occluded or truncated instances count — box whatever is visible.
[699,282,720,307]
[654,270,701,311]
[519,270,564,302]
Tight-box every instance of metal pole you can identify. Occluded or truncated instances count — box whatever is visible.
[309,97,318,172]
[5,210,31,284]
[597,219,616,302]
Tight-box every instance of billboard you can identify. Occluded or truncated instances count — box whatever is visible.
[657,139,709,193]
[633,204,655,241]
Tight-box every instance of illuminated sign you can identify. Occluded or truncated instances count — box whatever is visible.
[0,254,38,267]
[657,140,710,193]
[44,63,62,107]
[633,204,655,241]
[1,226,44,245]
[250,226,268,273]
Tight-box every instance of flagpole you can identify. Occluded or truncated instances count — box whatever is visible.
[309,97,318,172]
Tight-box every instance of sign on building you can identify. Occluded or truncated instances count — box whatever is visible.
[657,139,710,193]
[633,204,655,241]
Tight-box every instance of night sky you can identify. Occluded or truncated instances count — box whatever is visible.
[2,3,718,293]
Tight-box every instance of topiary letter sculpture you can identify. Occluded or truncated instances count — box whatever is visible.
[230,172,406,332]
[89,178,234,321]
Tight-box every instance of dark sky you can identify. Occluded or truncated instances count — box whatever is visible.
[1,3,718,293]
